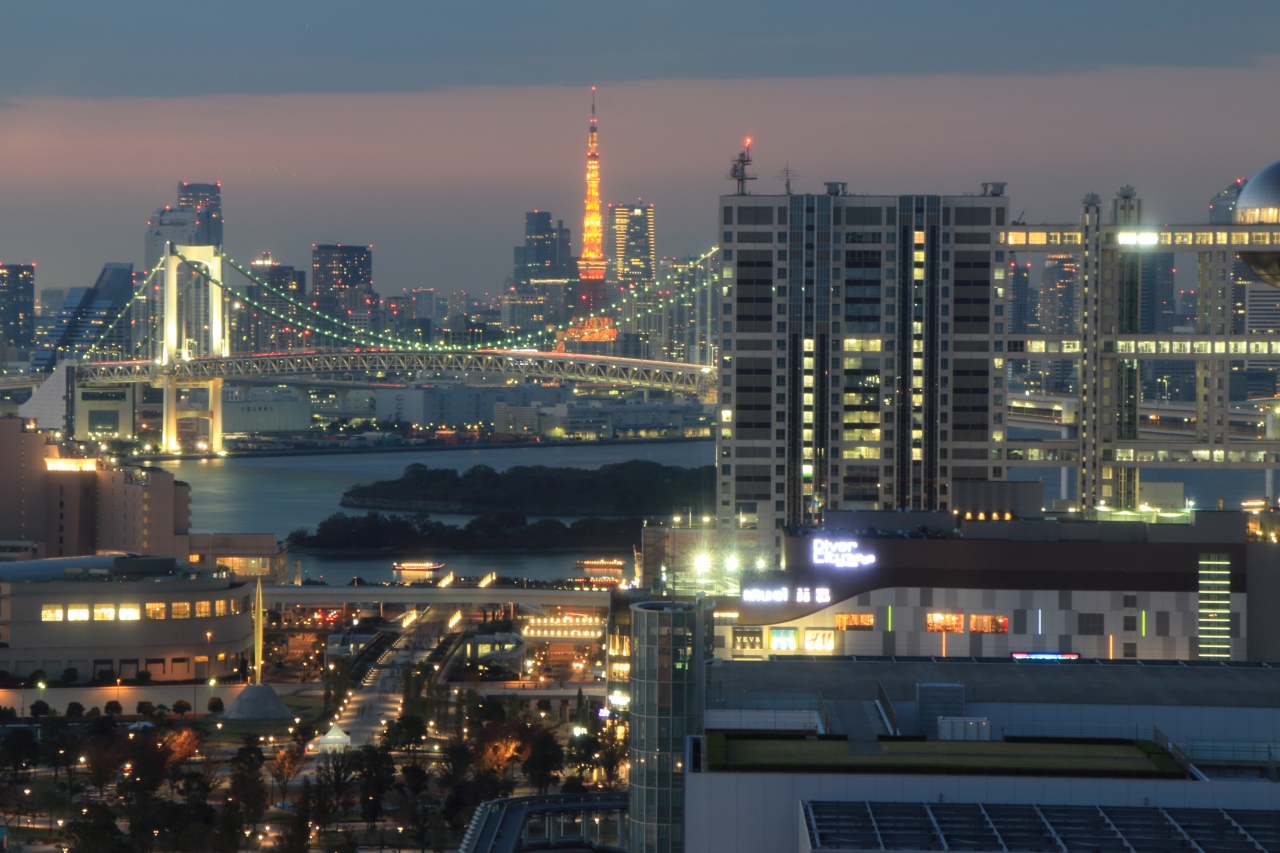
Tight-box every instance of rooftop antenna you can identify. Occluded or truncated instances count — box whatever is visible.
[777,164,800,195]
[729,137,756,195]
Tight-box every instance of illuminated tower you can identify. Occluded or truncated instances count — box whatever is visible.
[577,89,608,314]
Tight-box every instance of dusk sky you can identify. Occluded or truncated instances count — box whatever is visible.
[3,2,1280,300]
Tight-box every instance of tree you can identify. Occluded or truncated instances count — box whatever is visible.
[596,732,627,791]
[64,801,129,853]
[66,701,86,718]
[271,776,313,853]
[560,775,587,793]
[473,720,526,778]
[61,666,79,685]
[228,745,268,829]
[104,700,123,717]
[521,729,563,795]
[315,748,357,821]
[86,740,127,797]
[29,699,50,718]
[0,727,37,781]
[172,698,192,717]
[267,745,305,804]
[291,720,316,748]
[136,700,155,717]
[354,744,397,831]
[437,738,472,798]
[567,733,601,778]
[207,696,224,713]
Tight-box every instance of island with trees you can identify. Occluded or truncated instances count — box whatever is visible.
[287,511,643,553]
[338,460,714,516]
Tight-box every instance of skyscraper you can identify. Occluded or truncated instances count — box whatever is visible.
[243,253,308,352]
[32,263,135,370]
[177,181,223,247]
[611,201,657,288]
[0,264,36,353]
[1006,255,1034,334]
[576,91,607,314]
[1037,253,1079,335]
[718,181,1015,550]
[1139,253,1176,333]
[513,211,573,287]
[311,244,373,316]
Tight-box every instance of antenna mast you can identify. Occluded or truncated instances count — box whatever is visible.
[729,138,756,195]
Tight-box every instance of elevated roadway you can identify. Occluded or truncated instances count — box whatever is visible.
[261,584,611,609]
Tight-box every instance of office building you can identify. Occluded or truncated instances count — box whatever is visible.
[514,211,574,289]
[628,599,713,853]
[1036,252,1078,335]
[177,181,223,247]
[498,292,548,335]
[243,253,308,352]
[311,243,373,316]
[37,289,64,318]
[0,264,35,353]
[32,263,135,371]
[611,201,657,288]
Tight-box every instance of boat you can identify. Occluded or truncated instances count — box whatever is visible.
[393,560,446,581]
[572,558,627,585]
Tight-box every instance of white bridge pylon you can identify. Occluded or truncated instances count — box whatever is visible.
[161,244,229,453]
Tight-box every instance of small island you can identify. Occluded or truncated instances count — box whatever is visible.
[287,511,644,553]
[339,460,715,516]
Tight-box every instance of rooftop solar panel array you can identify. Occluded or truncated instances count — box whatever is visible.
[805,802,1280,852]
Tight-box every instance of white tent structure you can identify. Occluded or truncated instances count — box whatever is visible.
[316,724,352,753]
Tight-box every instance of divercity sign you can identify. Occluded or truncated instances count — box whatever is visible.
[812,538,876,569]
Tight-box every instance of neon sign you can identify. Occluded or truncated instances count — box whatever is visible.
[743,587,789,603]
[1011,652,1079,661]
[812,538,876,569]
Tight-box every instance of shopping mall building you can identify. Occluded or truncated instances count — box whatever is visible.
[694,509,1280,662]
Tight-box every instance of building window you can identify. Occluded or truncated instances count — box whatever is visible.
[1078,613,1105,635]
[835,613,875,631]
[93,604,116,621]
[969,614,1008,634]
[1123,594,1138,609]
[41,605,63,622]
[195,601,212,619]
[804,629,835,652]
[67,605,89,622]
[119,605,141,621]
[172,602,191,620]
[215,600,228,617]
[926,613,965,633]
[1123,642,1138,659]
[770,627,798,651]
[217,653,227,661]
[194,655,209,664]
[1123,615,1138,632]
[146,603,166,620]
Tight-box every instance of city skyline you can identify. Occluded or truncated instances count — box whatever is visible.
[2,7,1280,302]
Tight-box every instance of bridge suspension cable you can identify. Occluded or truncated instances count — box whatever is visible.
[82,263,164,362]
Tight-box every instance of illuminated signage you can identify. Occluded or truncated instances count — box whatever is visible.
[812,538,876,569]
[743,587,789,603]
[795,587,831,604]
[804,629,835,652]
[1011,652,1080,661]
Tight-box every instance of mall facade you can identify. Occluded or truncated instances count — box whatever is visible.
[705,510,1280,663]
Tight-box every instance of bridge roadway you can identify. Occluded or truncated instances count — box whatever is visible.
[75,349,715,394]
[261,583,611,609]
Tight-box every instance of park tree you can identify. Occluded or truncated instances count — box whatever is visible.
[104,700,122,716]
[228,745,268,829]
[521,729,564,795]
[355,744,397,831]
[267,745,306,804]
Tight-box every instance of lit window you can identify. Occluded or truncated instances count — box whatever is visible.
[217,653,226,661]
[835,613,874,631]
[93,604,116,621]
[969,614,1008,634]
[172,602,191,619]
[119,605,141,621]
[195,601,212,618]
[41,605,63,622]
[146,603,166,620]
[926,613,964,633]
[804,630,835,652]
[67,605,89,622]
[194,655,209,663]
[215,600,228,617]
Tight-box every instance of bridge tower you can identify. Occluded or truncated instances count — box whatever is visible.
[160,244,229,453]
